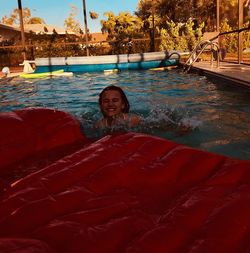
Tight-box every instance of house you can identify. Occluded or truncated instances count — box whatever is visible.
[22,24,75,35]
[0,23,21,42]
[0,23,75,43]
[0,24,109,67]
[0,23,109,44]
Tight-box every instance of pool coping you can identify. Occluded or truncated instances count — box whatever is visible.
[184,61,250,90]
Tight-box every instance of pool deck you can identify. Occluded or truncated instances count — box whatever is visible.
[186,61,250,89]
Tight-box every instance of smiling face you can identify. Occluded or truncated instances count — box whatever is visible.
[100,90,125,118]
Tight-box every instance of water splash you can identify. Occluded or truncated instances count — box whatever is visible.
[78,104,202,139]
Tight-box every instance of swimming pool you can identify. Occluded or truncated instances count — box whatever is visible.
[1,69,250,160]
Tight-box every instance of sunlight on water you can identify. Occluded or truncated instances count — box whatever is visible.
[1,69,250,160]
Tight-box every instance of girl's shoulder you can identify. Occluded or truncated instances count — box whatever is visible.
[126,113,141,126]
[95,118,106,128]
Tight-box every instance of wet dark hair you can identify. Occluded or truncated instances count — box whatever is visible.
[99,85,130,114]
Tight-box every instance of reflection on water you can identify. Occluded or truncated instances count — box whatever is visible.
[0,79,38,109]
[1,70,250,160]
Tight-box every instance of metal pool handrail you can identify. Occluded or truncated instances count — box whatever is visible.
[183,40,220,73]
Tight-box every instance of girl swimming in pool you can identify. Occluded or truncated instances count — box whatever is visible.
[96,85,141,130]
[95,85,191,136]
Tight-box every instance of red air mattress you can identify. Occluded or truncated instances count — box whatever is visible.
[0,108,249,253]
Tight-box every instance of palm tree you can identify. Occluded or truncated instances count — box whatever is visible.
[82,0,89,56]
[17,0,26,59]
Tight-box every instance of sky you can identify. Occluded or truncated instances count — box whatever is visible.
[0,0,139,32]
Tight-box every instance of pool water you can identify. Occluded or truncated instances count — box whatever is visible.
[1,69,250,160]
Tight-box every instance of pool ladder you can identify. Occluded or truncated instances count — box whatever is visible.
[183,40,220,73]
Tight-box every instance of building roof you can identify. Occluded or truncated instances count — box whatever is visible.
[23,24,75,35]
[0,23,75,35]
[0,23,20,32]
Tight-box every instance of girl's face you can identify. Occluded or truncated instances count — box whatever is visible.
[100,90,125,117]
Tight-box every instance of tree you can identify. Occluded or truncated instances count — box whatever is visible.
[1,7,31,25]
[159,18,204,51]
[136,0,215,31]
[1,7,45,25]
[64,4,81,34]
[222,0,238,28]
[135,0,162,51]
[136,0,195,24]
[101,11,143,53]
[101,11,142,38]
[27,17,45,24]
[89,11,98,19]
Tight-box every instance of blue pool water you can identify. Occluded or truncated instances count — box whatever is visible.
[1,69,250,160]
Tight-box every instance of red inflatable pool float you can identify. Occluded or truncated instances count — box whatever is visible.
[0,108,250,253]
